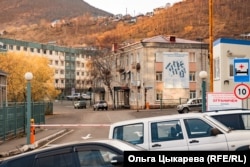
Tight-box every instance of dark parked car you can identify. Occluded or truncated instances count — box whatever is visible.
[0,139,144,167]
[177,98,202,113]
[93,100,108,111]
[74,101,86,109]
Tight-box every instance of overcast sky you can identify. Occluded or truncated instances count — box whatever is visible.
[84,0,182,16]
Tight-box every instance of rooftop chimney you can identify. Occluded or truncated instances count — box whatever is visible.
[169,36,176,42]
[112,43,118,53]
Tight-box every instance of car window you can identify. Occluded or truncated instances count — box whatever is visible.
[212,113,250,130]
[211,114,243,130]
[242,114,250,129]
[184,119,213,138]
[5,155,34,167]
[112,123,143,144]
[76,146,118,167]
[34,151,75,167]
[151,120,183,142]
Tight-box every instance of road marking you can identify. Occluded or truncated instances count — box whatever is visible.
[82,134,92,140]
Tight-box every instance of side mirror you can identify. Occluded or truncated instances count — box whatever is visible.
[111,155,124,166]
[211,128,222,136]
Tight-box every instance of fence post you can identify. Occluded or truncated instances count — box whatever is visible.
[160,98,162,110]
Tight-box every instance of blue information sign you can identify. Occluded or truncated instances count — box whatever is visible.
[234,59,250,82]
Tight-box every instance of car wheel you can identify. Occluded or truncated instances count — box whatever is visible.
[178,111,182,114]
[183,108,189,113]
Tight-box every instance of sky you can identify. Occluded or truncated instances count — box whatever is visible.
[84,0,182,16]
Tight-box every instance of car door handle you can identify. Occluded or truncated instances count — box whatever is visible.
[152,143,161,147]
[189,140,199,143]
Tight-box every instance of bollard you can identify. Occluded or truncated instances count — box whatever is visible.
[146,102,150,110]
[30,118,35,144]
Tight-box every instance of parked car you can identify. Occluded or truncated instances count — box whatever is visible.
[81,93,91,100]
[205,109,250,130]
[0,139,144,167]
[74,100,87,109]
[109,113,250,151]
[93,100,108,111]
[177,98,202,113]
[66,93,81,100]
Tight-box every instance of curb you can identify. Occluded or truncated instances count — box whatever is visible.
[0,129,68,158]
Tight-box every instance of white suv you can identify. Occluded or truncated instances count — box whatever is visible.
[177,98,202,113]
[109,113,250,151]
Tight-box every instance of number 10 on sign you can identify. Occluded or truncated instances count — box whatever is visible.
[234,84,250,100]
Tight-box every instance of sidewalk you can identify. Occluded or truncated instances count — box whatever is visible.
[0,128,68,158]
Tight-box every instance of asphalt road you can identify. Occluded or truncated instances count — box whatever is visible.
[45,100,178,145]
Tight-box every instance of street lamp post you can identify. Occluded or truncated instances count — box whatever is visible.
[25,72,33,144]
[199,71,207,112]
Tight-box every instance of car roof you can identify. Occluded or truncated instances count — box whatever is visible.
[205,109,250,116]
[0,139,144,161]
[110,113,209,126]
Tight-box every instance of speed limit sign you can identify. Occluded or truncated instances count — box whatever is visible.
[234,83,250,100]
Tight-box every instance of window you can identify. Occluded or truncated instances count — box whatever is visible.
[184,119,213,138]
[30,48,34,52]
[60,70,64,74]
[156,72,162,81]
[9,45,13,50]
[214,57,220,79]
[156,92,162,100]
[189,52,196,62]
[229,57,236,77]
[49,50,53,55]
[37,49,40,53]
[190,91,196,99]
[43,49,46,54]
[55,60,58,65]
[189,72,196,81]
[61,61,64,66]
[112,123,143,145]
[151,120,183,142]
[23,47,27,51]
[16,46,20,50]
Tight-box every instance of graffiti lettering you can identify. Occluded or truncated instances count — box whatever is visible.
[165,60,186,78]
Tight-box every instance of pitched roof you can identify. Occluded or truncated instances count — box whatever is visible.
[141,35,201,44]
[0,69,7,76]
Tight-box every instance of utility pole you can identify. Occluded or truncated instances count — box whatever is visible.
[209,0,214,92]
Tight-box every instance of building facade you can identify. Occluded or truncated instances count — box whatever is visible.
[213,38,250,108]
[0,38,101,98]
[107,35,209,109]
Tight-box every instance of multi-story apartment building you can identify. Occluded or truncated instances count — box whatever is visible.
[107,35,209,109]
[0,38,101,98]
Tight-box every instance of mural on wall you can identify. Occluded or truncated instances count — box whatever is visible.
[163,52,189,88]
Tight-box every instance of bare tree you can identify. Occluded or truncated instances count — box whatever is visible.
[91,54,115,109]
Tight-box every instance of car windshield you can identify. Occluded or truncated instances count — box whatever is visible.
[187,99,194,104]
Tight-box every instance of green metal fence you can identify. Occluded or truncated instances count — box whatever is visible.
[0,102,53,141]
